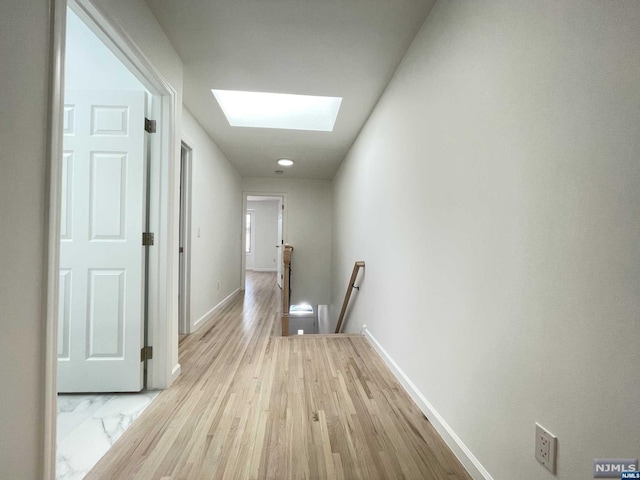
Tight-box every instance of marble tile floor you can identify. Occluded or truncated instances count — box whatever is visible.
[56,391,160,480]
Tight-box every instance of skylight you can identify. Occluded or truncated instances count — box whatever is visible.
[211,89,342,131]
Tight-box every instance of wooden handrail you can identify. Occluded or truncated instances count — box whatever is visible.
[335,261,365,334]
[281,244,294,336]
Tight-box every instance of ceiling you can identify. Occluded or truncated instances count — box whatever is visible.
[144,0,435,179]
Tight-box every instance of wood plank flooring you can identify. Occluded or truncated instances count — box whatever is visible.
[85,272,471,479]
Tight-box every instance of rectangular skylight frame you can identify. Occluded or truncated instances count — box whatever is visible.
[211,89,342,132]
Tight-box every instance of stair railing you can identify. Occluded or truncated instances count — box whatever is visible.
[335,261,365,333]
[281,244,294,336]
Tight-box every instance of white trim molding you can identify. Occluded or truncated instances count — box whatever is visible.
[193,288,241,331]
[43,1,68,477]
[363,327,494,480]
[171,363,182,384]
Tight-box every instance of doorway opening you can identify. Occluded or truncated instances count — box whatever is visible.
[58,5,151,394]
[178,141,193,336]
[55,5,158,477]
[46,0,179,477]
[242,194,286,291]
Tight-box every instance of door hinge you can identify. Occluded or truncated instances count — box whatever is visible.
[145,118,157,133]
[141,346,153,362]
[142,232,155,246]
[282,204,284,210]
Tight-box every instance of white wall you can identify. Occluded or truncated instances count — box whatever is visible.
[243,178,332,307]
[247,200,279,272]
[0,0,183,476]
[183,107,242,331]
[65,8,144,91]
[0,1,52,477]
[331,2,640,479]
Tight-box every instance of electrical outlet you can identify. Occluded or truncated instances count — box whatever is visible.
[535,423,557,474]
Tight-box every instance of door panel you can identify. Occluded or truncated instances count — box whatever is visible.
[58,90,146,393]
[87,269,125,357]
[90,152,127,239]
[58,269,72,361]
[60,152,73,240]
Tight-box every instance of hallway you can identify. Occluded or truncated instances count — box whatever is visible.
[84,272,470,479]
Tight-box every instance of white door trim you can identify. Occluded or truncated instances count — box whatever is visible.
[44,0,179,477]
[241,192,288,290]
[43,3,67,478]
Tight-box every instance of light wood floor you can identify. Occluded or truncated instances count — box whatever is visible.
[85,272,471,479]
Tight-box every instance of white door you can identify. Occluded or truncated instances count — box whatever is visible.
[276,199,284,288]
[58,90,146,392]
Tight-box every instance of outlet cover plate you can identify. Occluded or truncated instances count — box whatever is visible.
[535,423,557,474]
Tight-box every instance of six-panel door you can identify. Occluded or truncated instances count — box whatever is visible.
[58,90,146,392]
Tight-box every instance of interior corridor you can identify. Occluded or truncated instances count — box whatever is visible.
[84,271,471,479]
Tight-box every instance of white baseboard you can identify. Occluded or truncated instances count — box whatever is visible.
[170,363,181,384]
[363,327,493,480]
[253,267,276,272]
[193,288,240,330]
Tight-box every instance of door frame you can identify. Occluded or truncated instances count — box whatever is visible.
[244,209,255,271]
[241,192,288,290]
[276,197,284,288]
[44,0,179,477]
[178,139,193,335]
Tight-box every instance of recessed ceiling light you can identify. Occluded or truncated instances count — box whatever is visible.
[211,89,342,131]
[277,159,294,167]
